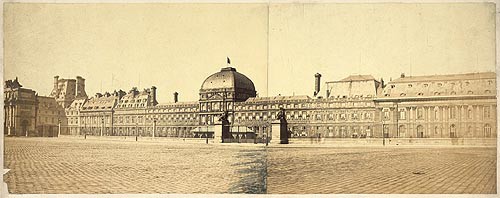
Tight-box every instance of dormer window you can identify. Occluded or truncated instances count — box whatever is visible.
[418,93,424,96]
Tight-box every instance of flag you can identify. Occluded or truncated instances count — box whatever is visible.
[227,57,231,65]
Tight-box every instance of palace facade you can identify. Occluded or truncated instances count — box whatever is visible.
[4,66,497,140]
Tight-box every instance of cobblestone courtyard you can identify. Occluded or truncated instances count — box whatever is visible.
[4,137,497,194]
[267,146,497,194]
[4,137,266,194]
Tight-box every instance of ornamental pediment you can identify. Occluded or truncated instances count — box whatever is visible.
[208,93,224,100]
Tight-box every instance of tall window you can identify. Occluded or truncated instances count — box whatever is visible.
[434,126,440,137]
[417,108,423,120]
[383,125,389,138]
[398,125,406,138]
[399,109,406,120]
[467,126,473,137]
[450,124,457,138]
[484,124,492,137]
[417,125,424,138]
[450,107,456,119]
[467,109,472,119]
[434,109,439,120]
[383,110,390,120]
[341,126,347,138]
[484,107,490,119]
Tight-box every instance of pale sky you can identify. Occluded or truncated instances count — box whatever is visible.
[4,3,269,102]
[4,3,496,102]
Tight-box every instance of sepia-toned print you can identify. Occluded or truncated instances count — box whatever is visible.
[2,2,497,196]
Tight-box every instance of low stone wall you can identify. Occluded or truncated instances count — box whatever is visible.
[289,137,497,147]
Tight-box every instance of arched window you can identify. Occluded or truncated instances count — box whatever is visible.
[467,126,473,138]
[417,125,424,138]
[484,124,492,138]
[398,125,406,138]
[450,124,457,138]
[467,109,473,119]
[417,108,423,119]
[434,126,441,137]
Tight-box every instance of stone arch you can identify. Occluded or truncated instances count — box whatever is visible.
[467,126,473,138]
[416,125,424,138]
[398,125,406,138]
[450,124,457,138]
[21,120,29,136]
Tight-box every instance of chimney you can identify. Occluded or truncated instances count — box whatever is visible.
[53,76,59,90]
[400,73,405,78]
[75,76,87,98]
[173,92,178,103]
[314,73,322,97]
[151,86,158,105]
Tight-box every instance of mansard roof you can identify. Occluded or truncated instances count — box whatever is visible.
[389,72,496,83]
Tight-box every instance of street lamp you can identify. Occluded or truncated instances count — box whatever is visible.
[205,124,209,144]
[382,120,386,146]
[135,122,138,141]
[153,118,157,138]
[266,127,269,146]
[101,117,104,137]
[58,118,61,137]
[84,121,87,139]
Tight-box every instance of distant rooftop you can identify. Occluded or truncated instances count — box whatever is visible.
[390,72,496,83]
[327,75,377,83]
[246,95,311,102]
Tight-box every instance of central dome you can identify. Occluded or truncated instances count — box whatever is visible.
[201,67,256,92]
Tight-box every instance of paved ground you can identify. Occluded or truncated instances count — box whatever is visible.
[4,137,266,194]
[267,146,497,194]
[3,137,497,194]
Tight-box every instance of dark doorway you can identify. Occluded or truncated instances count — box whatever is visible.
[21,120,28,136]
